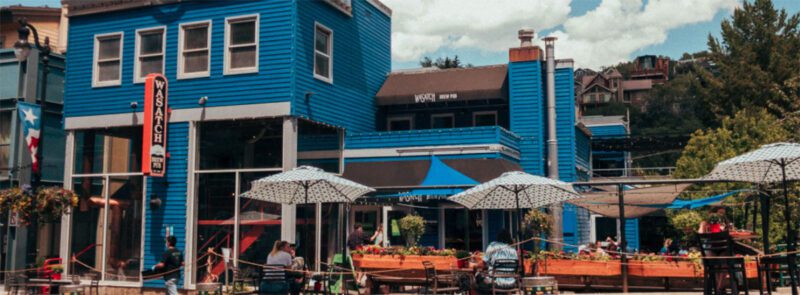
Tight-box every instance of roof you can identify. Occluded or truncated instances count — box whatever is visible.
[0,5,61,17]
[581,115,626,127]
[375,65,508,105]
[64,0,179,17]
[342,157,522,188]
[622,79,653,91]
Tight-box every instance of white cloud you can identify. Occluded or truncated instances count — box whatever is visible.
[382,0,571,62]
[553,0,738,68]
[382,0,738,68]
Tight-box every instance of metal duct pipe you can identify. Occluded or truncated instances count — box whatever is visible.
[543,36,562,250]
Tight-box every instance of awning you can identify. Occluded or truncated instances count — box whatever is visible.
[343,156,522,201]
[569,184,689,218]
[375,65,508,106]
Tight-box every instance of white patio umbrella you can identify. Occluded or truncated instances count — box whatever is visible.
[703,142,800,295]
[448,171,582,273]
[242,166,375,268]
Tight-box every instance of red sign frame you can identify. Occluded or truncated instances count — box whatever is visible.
[142,73,168,177]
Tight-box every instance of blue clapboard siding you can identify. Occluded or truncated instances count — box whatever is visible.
[508,61,544,175]
[345,126,521,151]
[293,0,391,132]
[555,67,576,182]
[625,218,640,251]
[587,124,627,137]
[143,122,189,287]
[65,0,294,117]
[575,126,591,172]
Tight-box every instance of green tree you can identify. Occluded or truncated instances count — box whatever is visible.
[419,55,472,69]
[703,0,800,119]
[672,108,792,247]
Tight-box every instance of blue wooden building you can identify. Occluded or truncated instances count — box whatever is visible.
[59,0,591,291]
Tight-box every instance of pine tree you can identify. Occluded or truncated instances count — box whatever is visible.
[702,0,800,119]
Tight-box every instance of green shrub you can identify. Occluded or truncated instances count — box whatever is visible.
[398,214,426,247]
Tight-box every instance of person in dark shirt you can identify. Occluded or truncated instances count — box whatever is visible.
[154,236,183,295]
[347,224,367,251]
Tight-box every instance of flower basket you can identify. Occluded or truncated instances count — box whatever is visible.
[0,186,78,224]
[34,187,79,222]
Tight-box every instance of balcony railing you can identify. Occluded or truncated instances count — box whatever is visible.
[346,126,521,156]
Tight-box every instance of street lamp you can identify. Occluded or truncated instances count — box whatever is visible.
[12,17,51,187]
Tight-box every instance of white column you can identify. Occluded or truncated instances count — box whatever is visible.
[184,121,198,288]
[59,131,74,275]
[281,117,298,242]
[315,203,322,270]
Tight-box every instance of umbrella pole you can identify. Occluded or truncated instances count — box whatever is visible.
[761,190,771,254]
[304,183,312,272]
[618,184,628,293]
[515,189,524,276]
[782,162,798,295]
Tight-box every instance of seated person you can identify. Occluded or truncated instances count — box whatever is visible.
[660,238,673,255]
[263,241,303,295]
[578,243,592,256]
[476,229,518,291]
[594,241,608,257]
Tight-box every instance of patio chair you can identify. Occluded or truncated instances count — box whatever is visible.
[87,272,100,295]
[419,261,462,295]
[698,232,749,295]
[757,256,800,295]
[485,259,520,295]
[259,265,289,295]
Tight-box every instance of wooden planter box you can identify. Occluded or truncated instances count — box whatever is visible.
[628,261,703,278]
[619,260,757,279]
[538,259,621,276]
[351,254,458,271]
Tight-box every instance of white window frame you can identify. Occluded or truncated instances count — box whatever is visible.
[387,115,413,131]
[472,111,498,127]
[313,22,333,83]
[133,26,166,83]
[224,14,259,75]
[92,32,124,88]
[177,20,212,80]
[430,113,455,129]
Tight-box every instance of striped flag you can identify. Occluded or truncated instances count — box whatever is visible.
[17,102,41,173]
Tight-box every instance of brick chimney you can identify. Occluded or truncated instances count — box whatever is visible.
[509,28,543,62]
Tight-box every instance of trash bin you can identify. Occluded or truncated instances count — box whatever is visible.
[521,276,558,295]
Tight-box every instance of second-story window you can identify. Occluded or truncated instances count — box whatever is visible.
[225,15,259,74]
[431,114,455,129]
[388,116,413,131]
[93,32,123,87]
[134,27,165,83]
[178,21,211,79]
[473,111,498,127]
[314,23,333,83]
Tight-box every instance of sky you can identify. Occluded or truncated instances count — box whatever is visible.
[4,0,800,70]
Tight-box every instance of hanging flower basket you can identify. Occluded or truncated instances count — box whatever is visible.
[0,186,78,224]
[34,187,79,222]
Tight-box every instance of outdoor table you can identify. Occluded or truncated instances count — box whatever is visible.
[28,278,76,294]
[731,230,759,240]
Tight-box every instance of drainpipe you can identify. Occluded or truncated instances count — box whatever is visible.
[543,36,562,250]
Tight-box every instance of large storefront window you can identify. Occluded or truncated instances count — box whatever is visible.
[198,120,282,170]
[195,119,283,283]
[444,209,483,252]
[70,128,143,282]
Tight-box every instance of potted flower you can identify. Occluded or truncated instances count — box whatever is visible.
[455,250,470,268]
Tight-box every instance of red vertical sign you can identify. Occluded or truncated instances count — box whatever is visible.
[142,73,168,177]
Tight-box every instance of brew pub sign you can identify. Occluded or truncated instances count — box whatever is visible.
[143,74,168,177]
